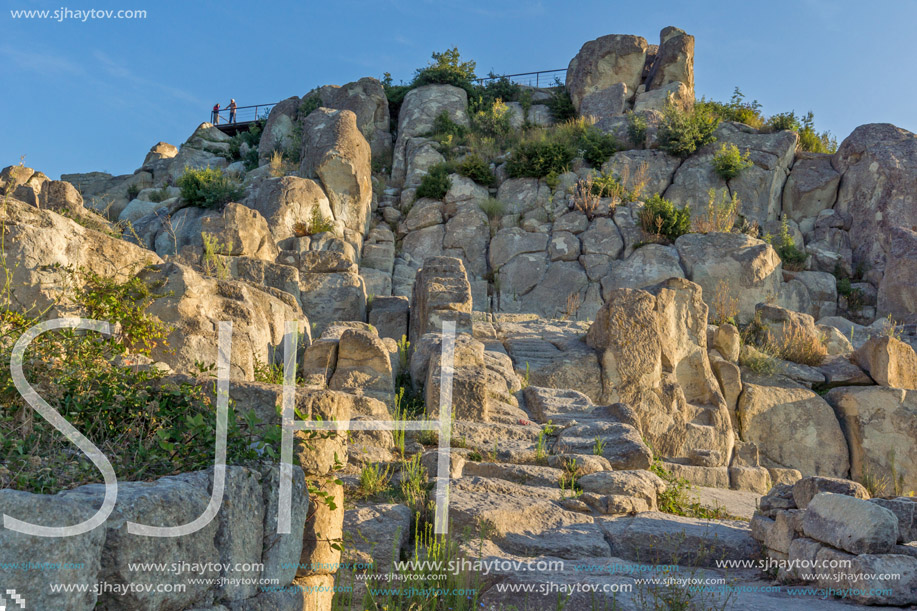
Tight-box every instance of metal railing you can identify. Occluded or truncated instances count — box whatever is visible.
[210,102,275,126]
[474,69,567,88]
[206,68,568,122]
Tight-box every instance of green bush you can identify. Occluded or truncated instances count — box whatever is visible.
[415,163,452,200]
[546,79,576,122]
[639,193,691,241]
[773,218,807,270]
[696,88,765,129]
[657,102,719,158]
[412,47,477,96]
[626,111,647,148]
[712,143,753,180]
[457,153,494,186]
[176,167,244,209]
[472,75,521,110]
[228,120,264,170]
[578,128,618,167]
[432,111,468,139]
[506,137,574,179]
[471,98,513,139]
[0,271,271,494]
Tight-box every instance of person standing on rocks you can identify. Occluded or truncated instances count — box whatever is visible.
[228,99,237,123]
[211,102,221,124]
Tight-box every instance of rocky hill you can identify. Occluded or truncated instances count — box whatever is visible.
[2,26,917,611]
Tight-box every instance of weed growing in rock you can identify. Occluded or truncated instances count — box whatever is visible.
[398,453,429,512]
[578,128,619,168]
[546,78,576,122]
[292,206,334,237]
[573,175,601,219]
[639,193,691,242]
[228,120,263,170]
[471,98,514,140]
[712,143,753,180]
[650,459,735,520]
[356,462,393,498]
[772,324,827,366]
[176,166,244,209]
[126,183,141,200]
[692,188,741,234]
[506,135,574,179]
[710,280,740,326]
[770,218,807,271]
[146,186,172,203]
[201,232,232,279]
[592,436,606,456]
[626,110,648,147]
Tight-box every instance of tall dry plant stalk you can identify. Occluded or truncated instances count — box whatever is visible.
[693,188,740,233]
[573,175,600,220]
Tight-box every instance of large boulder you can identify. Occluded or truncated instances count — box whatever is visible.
[315,77,391,157]
[200,202,279,261]
[137,262,303,380]
[802,493,898,554]
[586,278,733,463]
[299,108,372,235]
[258,96,302,161]
[832,124,917,281]
[827,386,917,495]
[245,175,334,242]
[781,152,840,233]
[675,232,783,324]
[600,244,684,294]
[645,26,695,98]
[737,379,849,477]
[852,335,917,389]
[0,197,162,315]
[566,34,649,109]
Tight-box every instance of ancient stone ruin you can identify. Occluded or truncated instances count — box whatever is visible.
[2,24,917,611]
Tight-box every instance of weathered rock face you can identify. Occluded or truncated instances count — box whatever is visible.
[737,379,849,478]
[645,26,695,98]
[586,278,733,464]
[802,493,898,555]
[852,335,917,389]
[676,232,783,324]
[792,475,869,510]
[828,386,917,494]
[138,262,304,380]
[423,333,491,421]
[878,227,917,323]
[782,152,840,233]
[579,82,628,120]
[168,122,231,181]
[315,77,392,157]
[409,257,473,347]
[392,85,469,186]
[299,108,372,236]
[0,197,162,315]
[833,124,917,283]
[245,175,334,242]
[566,34,649,109]
[663,122,796,225]
[258,95,302,161]
[200,202,279,261]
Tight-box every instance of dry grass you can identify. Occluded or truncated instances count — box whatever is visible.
[562,291,582,320]
[572,175,600,220]
[772,324,827,366]
[692,188,740,234]
[710,280,740,325]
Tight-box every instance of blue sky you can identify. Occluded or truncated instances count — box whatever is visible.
[2,0,915,179]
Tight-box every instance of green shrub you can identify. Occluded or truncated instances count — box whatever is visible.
[774,218,807,270]
[712,143,753,180]
[473,75,521,110]
[415,163,452,200]
[412,47,477,96]
[126,184,141,200]
[432,111,468,139]
[657,102,719,158]
[228,120,264,170]
[292,206,335,237]
[696,87,765,129]
[639,193,691,241]
[626,111,647,147]
[457,154,494,186]
[478,197,506,221]
[0,271,271,494]
[298,94,322,119]
[578,128,618,167]
[176,167,244,209]
[546,79,576,122]
[470,98,513,139]
[506,137,574,179]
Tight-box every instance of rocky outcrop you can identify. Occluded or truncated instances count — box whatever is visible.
[137,262,304,380]
[409,256,473,347]
[245,175,334,242]
[566,34,649,109]
[299,108,372,235]
[852,335,917,389]
[828,386,917,494]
